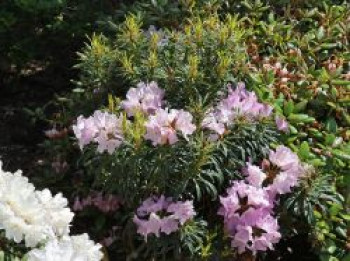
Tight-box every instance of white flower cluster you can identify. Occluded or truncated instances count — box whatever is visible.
[27,234,103,261]
[0,161,103,261]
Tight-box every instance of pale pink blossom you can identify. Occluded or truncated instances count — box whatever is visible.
[134,196,196,239]
[73,193,121,213]
[73,110,127,154]
[160,216,179,235]
[137,195,170,217]
[92,111,125,154]
[269,145,300,172]
[275,116,289,132]
[121,81,164,117]
[218,181,271,226]
[202,83,273,135]
[144,108,196,146]
[133,213,162,239]
[73,116,98,149]
[231,209,281,254]
[245,164,266,188]
[167,200,196,225]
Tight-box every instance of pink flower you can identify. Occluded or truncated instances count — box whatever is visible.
[133,213,162,239]
[73,110,127,154]
[167,200,196,225]
[73,116,98,149]
[121,81,164,117]
[201,83,273,135]
[245,146,303,196]
[144,108,196,146]
[269,145,300,172]
[219,83,272,120]
[231,209,281,254]
[260,105,273,118]
[160,216,179,235]
[275,116,289,132]
[134,196,196,239]
[92,110,125,154]
[51,160,68,174]
[231,225,252,254]
[73,197,84,211]
[137,195,170,217]
[91,193,121,213]
[267,169,300,196]
[73,193,121,213]
[201,111,226,135]
[218,181,271,224]
[174,110,197,138]
[245,164,266,188]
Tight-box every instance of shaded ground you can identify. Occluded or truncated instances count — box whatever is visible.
[0,64,73,174]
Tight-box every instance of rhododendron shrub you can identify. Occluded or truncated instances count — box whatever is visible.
[37,4,349,260]
[68,77,283,258]
[65,15,308,259]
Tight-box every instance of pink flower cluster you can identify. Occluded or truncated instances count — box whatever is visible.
[218,181,280,254]
[133,195,195,239]
[121,81,196,146]
[202,83,273,136]
[121,81,165,117]
[144,108,196,146]
[73,110,127,154]
[219,145,304,255]
[73,81,197,152]
[73,193,122,214]
[245,145,304,197]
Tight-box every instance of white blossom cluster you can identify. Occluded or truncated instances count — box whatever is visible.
[0,161,103,261]
[27,234,103,261]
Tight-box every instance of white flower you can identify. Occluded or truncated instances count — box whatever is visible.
[0,162,73,247]
[0,164,49,247]
[36,189,74,236]
[27,234,103,261]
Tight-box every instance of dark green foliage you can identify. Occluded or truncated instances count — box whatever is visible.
[284,172,342,225]
[81,121,277,208]
[77,14,248,106]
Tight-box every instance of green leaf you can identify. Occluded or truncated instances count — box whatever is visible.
[340,214,350,221]
[325,134,336,146]
[294,100,308,113]
[289,125,298,135]
[331,79,350,87]
[329,203,342,216]
[299,141,310,160]
[284,100,294,116]
[325,118,337,133]
[288,113,315,124]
